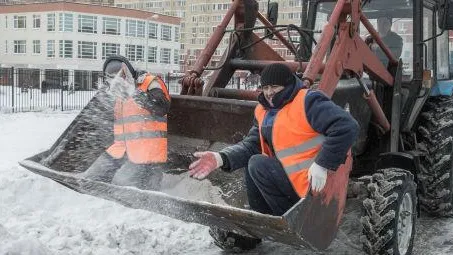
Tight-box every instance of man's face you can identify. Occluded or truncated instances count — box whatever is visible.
[262,85,285,107]
[377,18,391,36]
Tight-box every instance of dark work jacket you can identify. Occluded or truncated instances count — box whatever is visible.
[375,31,403,66]
[220,76,359,171]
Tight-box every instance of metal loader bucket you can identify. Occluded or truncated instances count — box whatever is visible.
[19,90,351,250]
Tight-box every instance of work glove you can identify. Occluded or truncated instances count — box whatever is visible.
[189,151,223,180]
[308,162,328,193]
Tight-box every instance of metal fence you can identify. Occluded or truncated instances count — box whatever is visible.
[0,67,181,113]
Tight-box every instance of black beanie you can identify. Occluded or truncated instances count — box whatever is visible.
[260,63,295,87]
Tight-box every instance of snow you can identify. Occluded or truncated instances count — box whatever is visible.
[1,111,453,254]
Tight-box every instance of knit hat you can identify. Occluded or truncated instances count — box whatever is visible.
[260,63,295,87]
[103,55,137,79]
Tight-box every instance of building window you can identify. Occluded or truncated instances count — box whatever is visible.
[160,48,171,64]
[125,44,144,61]
[13,15,26,29]
[148,22,158,39]
[4,40,7,53]
[59,40,73,58]
[126,20,145,37]
[161,25,171,41]
[33,40,41,54]
[148,46,157,63]
[78,15,97,33]
[78,41,97,59]
[59,13,73,32]
[47,40,55,57]
[175,27,180,42]
[47,13,55,32]
[174,49,179,64]
[102,43,120,59]
[33,15,41,28]
[102,17,120,35]
[13,40,26,54]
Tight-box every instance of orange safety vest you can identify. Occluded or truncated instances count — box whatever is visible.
[255,89,324,197]
[106,74,171,164]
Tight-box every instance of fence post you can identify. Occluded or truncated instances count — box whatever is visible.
[165,72,169,84]
[60,69,64,111]
[11,67,14,113]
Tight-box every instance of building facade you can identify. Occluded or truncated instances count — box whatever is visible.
[0,1,180,89]
[0,0,115,6]
[115,0,311,73]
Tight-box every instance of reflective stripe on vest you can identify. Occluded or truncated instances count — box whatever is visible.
[114,115,167,125]
[275,135,325,175]
[114,131,167,141]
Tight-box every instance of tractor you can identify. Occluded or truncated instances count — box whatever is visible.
[20,0,453,254]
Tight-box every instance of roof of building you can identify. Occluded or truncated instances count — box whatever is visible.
[0,1,180,25]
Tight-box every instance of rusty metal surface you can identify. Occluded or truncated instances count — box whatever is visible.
[299,0,392,131]
[245,32,286,61]
[180,0,241,95]
[365,90,391,132]
[201,35,240,97]
[301,154,352,249]
[303,0,346,84]
[190,0,240,76]
[168,95,256,144]
[181,73,205,96]
[230,59,325,74]
[356,36,395,86]
[210,88,260,101]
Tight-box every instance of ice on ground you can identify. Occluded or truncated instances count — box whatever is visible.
[1,111,453,255]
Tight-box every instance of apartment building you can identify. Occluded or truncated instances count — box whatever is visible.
[0,0,115,6]
[115,0,312,72]
[0,1,180,89]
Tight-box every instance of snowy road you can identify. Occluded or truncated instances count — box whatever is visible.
[0,112,452,254]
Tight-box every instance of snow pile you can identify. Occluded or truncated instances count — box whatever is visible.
[0,112,217,255]
[0,224,51,255]
[161,173,227,205]
[1,111,453,255]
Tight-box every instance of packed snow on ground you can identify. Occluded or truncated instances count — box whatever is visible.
[1,111,453,255]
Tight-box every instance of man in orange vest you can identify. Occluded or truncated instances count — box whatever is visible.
[188,63,359,251]
[82,55,171,190]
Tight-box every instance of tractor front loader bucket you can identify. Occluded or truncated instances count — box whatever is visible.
[20,90,352,251]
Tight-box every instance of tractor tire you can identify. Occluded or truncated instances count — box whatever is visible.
[360,168,417,255]
[209,227,261,253]
[417,96,453,216]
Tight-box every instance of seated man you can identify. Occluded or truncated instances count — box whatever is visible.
[82,55,171,190]
[188,63,358,251]
[367,16,403,66]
